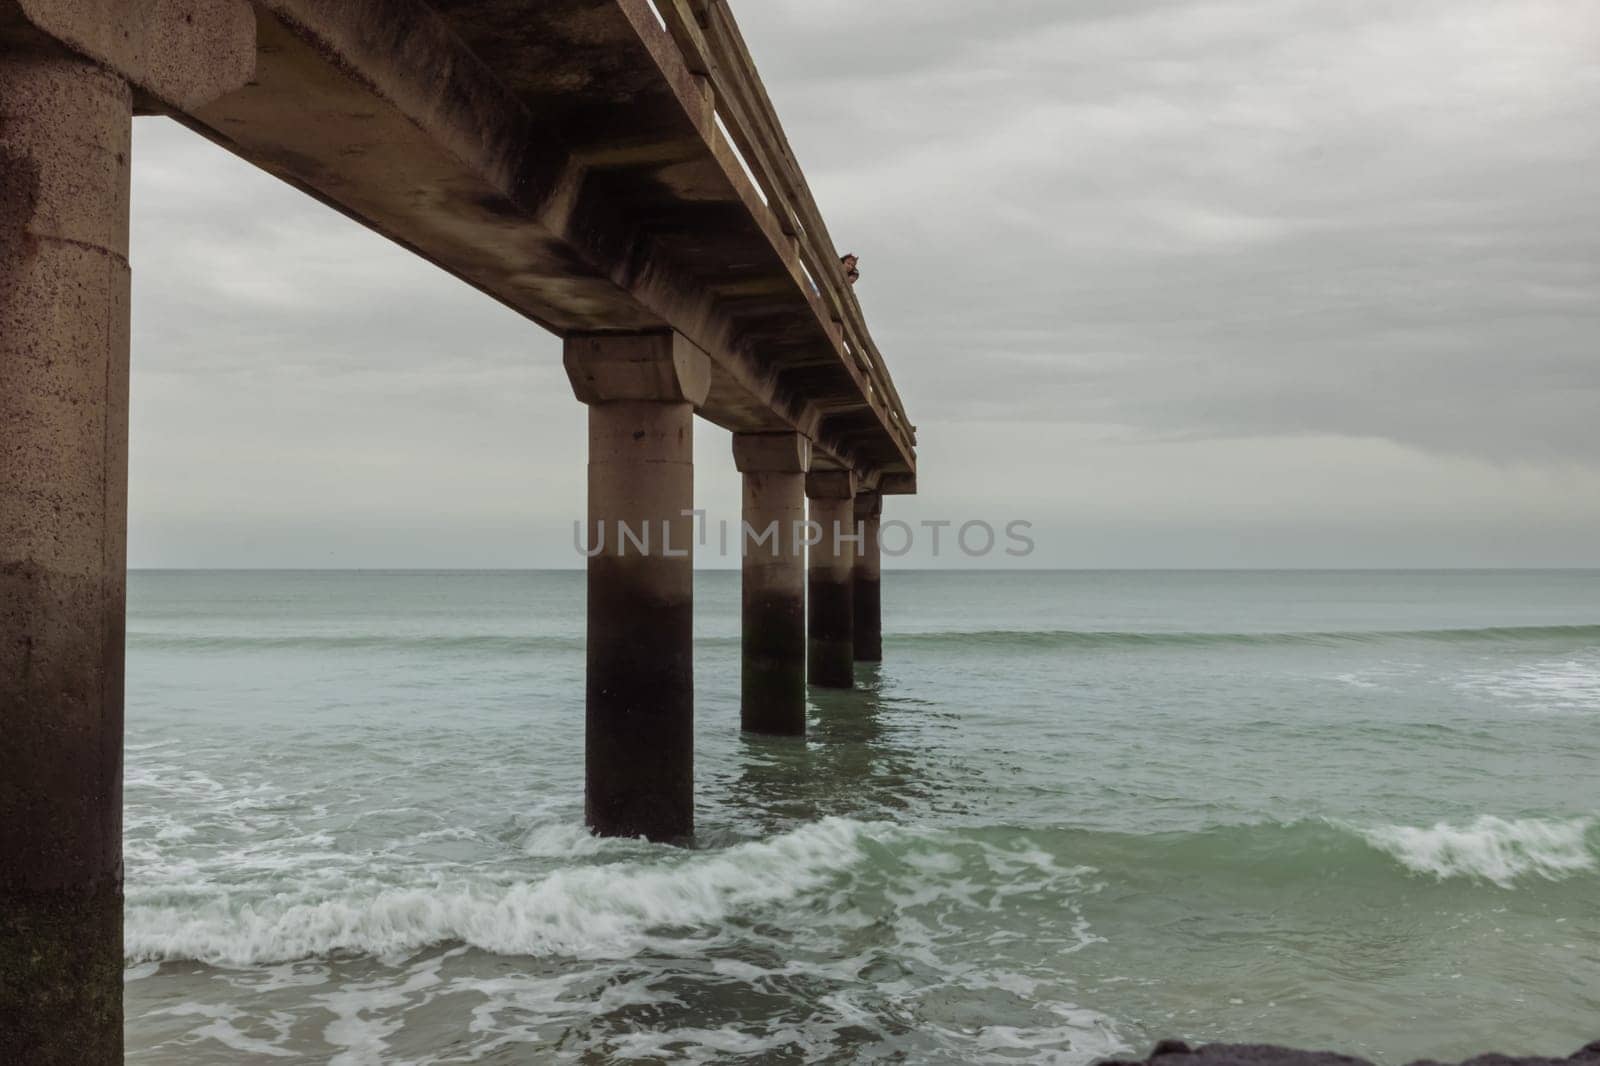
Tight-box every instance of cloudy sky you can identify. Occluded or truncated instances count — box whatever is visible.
[127,0,1600,568]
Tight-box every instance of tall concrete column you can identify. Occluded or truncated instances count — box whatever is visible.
[0,51,133,1065]
[806,470,857,689]
[565,332,710,841]
[853,491,883,663]
[732,432,810,735]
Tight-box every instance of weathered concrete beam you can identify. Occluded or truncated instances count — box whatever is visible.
[880,471,918,495]
[806,469,856,690]
[0,49,132,1066]
[733,431,809,735]
[0,0,255,110]
[155,0,914,481]
[564,331,707,841]
[565,330,712,406]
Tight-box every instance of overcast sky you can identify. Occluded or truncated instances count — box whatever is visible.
[127,0,1600,569]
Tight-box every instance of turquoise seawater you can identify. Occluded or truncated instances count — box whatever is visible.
[122,570,1600,1064]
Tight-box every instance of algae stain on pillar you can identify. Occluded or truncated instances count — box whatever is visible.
[0,51,134,1066]
[853,490,883,663]
[1,7,255,1059]
[564,332,710,841]
[733,432,810,735]
[806,470,857,689]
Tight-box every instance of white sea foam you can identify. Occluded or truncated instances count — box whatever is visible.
[150,1002,297,1058]
[519,819,625,858]
[317,954,446,1065]
[123,961,161,983]
[1358,815,1597,887]
[126,818,899,966]
[1456,655,1600,713]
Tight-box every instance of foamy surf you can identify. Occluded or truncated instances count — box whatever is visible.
[1354,815,1597,888]
[126,818,903,966]
[119,569,1600,1062]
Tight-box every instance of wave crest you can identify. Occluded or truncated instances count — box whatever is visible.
[1355,815,1596,888]
[126,818,896,966]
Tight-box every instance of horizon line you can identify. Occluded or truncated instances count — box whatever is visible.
[126,566,1600,573]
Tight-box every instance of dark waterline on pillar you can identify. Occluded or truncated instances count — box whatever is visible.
[808,577,855,688]
[852,495,882,663]
[806,486,856,690]
[566,336,707,843]
[854,574,882,662]
[735,440,810,736]
[742,594,807,734]
[585,572,694,840]
[0,52,132,1065]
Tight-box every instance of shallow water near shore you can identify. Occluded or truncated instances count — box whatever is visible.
[123,570,1600,1064]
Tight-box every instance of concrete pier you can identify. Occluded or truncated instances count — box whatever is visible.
[853,491,883,663]
[733,432,811,735]
[0,0,921,1050]
[565,332,710,841]
[0,50,133,1066]
[806,471,858,689]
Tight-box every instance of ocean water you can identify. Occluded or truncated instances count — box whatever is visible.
[122,570,1600,1064]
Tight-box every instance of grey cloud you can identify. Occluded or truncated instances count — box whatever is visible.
[123,0,1600,566]
[737,0,1600,464]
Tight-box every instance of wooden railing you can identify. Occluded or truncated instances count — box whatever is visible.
[651,0,917,468]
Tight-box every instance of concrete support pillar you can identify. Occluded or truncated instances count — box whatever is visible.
[853,491,883,663]
[564,332,710,841]
[806,470,857,689]
[732,432,810,735]
[0,50,133,1066]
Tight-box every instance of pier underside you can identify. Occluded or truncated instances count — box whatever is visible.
[2,0,914,1056]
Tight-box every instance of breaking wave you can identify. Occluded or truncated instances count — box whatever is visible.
[125,812,1597,968]
[126,818,902,966]
[1355,815,1597,887]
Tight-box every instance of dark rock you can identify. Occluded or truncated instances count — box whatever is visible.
[1102,1042,1600,1066]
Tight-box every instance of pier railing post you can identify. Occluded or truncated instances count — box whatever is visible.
[0,48,133,1066]
[853,491,883,663]
[805,470,857,689]
[732,432,810,735]
[564,332,710,841]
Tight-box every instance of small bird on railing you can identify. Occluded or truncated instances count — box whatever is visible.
[840,254,860,286]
